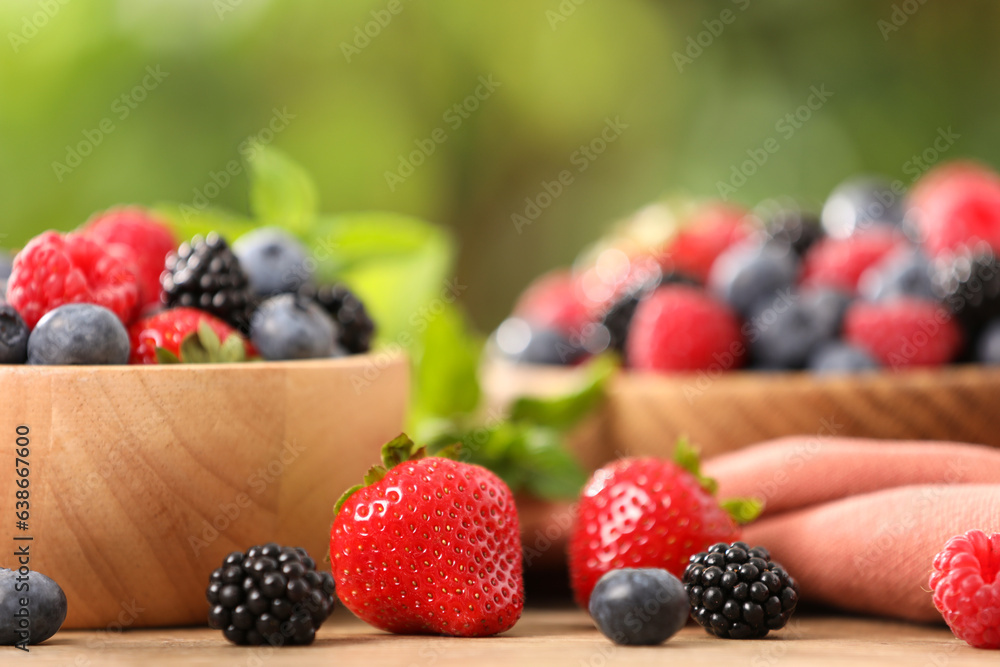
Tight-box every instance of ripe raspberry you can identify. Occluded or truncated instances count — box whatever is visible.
[910,161,1000,257]
[800,229,902,293]
[929,529,1000,649]
[129,307,252,364]
[626,285,745,372]
[513,270,593,337]
[843,299,962,368]
[82,207,178,309]
[5,231,140,329]
[664,203,751,283]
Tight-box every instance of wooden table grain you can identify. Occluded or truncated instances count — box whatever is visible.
[14,608,995,667]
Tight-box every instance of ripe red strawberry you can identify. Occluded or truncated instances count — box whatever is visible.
[911,161,1000,257]
[843,299,962,368]
[663,203,751,282]
[929,529,1000,649]
[800,229,902,293]
[82,207,178,309]
[128,307,252,364]
[626,285,745,372]
[331,436,524,637]
[568,441,759,609]
[5,230,140,329]
[513,270,593,337]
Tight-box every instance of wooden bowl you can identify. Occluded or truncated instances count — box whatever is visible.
[0,355,408,629]
[484,360,1000,463]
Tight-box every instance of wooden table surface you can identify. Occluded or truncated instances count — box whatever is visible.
[14,608,995,667]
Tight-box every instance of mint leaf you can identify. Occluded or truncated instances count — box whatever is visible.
[508,355,616,431]
[307,213,455,346]
[409,302,482,427]
[518,426,589,500]
[152,203,256,243]
[248,144,318,236]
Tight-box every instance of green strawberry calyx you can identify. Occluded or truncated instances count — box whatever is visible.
[155,322,247,364]
[333,433,461,516]
[673,436,764,525]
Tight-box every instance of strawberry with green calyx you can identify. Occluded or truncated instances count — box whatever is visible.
[568,438,763,610]
[129,307,254,364]
[331,434,524,637]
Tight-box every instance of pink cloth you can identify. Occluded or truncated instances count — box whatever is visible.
[704,438,1000,622]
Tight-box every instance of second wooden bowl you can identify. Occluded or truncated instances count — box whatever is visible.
[484,360,1000,465]
[0,355,409,629]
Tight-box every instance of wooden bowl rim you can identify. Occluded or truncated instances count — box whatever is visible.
[487,358,1000,390]
[0,351,407,378]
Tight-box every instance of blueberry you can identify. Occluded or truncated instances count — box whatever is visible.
[747,289,850,369]
[588,568,689,646]
[975,320,1000,364]
[860,248,935,302]
[809,342,880,374]
[233,228,314,298]
[821,175,907,238]
[0,568,67,646]
[709,241,800,318]
[0,304,29,364]
[27,304,129,365]
[492,317,587,366]
[250,294,342,361]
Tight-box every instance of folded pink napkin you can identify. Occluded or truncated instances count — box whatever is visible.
[704,438,1000,622]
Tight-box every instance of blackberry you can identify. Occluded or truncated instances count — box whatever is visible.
[305,284,376,354]
[161,233,256,332]
[0,304,29,364]
[932,242,1000,340]
[765,210,824,256]
[206,543,336,646]
[683,541,798,639]
[601,270,698,356]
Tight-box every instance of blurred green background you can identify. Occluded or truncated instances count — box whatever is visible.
[2,0,999,330]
